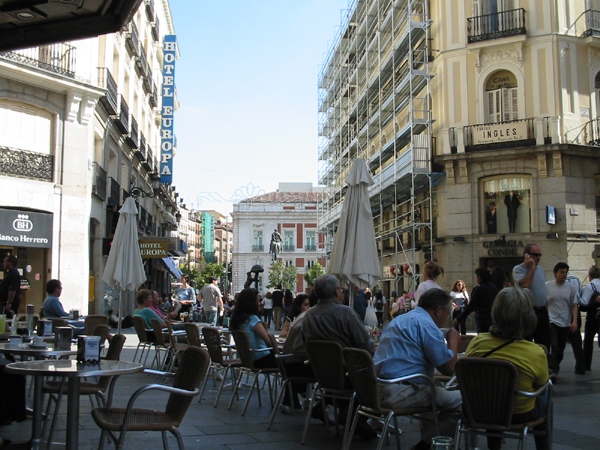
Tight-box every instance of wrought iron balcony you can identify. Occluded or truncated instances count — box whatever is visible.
[140,206,148,230]
[305,244,317,251]
[149,84,158,108]
[135,132,147,161]
[108,177,121,207]
[142,146,153,171]
[283,244,295,251]
[565,118,600,146]
[0,146,53,182]
[113,95,129,134]
[464,118,535,152]
[135,48,147,78]
[0,43,76,78]
[143,67,152,94]
[252,245,264,251]
[125,21,139,56]
[92,162,107,201]
[151,17,160,42]
[97,68,118,115]
[467,8,526,43]
[582,9,600,38]
[125,114,139,149]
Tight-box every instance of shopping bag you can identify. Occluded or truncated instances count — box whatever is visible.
[364,303,378,328]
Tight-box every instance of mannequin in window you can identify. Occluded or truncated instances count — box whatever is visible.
[504,192,522,233]
[486,202,497,234]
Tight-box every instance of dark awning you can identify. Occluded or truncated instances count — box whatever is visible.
[161,257,183,279]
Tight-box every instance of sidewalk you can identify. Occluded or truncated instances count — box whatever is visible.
[1,329,600,449]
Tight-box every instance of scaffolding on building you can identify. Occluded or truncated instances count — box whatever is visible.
[317,0,436,294]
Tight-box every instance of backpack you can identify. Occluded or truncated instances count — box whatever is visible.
[580,282,600,314]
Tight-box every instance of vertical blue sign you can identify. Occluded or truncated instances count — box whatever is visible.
[160,35,177,183]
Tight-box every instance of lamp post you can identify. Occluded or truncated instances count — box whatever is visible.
[129,175,161,199]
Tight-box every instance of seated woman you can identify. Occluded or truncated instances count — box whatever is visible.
[279,294,310,338]
[134,289,167,341]
[465,287,550,450]
[229,287,276,369]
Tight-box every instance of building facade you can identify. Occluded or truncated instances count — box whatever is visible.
[0,0,181,315]
[232,183,325,295]
[319,0,600,295]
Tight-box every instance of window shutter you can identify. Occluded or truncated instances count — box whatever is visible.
[510,88,518,120]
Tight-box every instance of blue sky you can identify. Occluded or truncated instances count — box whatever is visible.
[169,1,349,218]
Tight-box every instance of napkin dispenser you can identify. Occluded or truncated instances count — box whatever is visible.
[77,335,101,363]
[55,326,73,350]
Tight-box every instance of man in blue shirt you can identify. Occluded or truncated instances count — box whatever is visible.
[374,288,461,450]
[41,279,68,318]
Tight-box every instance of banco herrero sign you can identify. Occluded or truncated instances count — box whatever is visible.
[0,209,52,248]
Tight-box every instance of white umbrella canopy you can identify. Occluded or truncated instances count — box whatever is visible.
[328,158,381,290]
[102,197,146,333]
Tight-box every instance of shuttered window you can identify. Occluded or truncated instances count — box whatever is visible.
[0,100,53,154]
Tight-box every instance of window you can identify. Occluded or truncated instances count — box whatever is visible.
[0,100,53,154]
[482,176,531,234]
[485,70,518,124]
[307,260,315,269]
[253,230,263,251]
[284,231,294,251]
[285,260,294,267]
[305,231,316,251]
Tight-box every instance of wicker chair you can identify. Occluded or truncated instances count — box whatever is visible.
[302,340,356,446]
[151,318,173,371]
[184,322,202,347]
[228,330,279,416]
[455,357,553,450]
[85,314,109,335]
[91,346,210,450]
[341,348,441,450]
[93,324,111,347]
[200,326,241,407]
[131,316,155,365]
[42,334,127,447]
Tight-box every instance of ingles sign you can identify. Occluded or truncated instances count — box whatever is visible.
[160,35,177,184]
[0,209,52,248]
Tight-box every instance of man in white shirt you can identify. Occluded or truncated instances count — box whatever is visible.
[199,277,223,326]
[546,262,578,378]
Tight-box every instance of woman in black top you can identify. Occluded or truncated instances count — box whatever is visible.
[454,267,498,333]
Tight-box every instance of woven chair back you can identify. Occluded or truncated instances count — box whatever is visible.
[185,323,202,347]
[231,330,257,370]
[84,315,109,335]
[202,327,224,364]
[305,340,347,391]
[132,316,149,342]
[342,348,382,411]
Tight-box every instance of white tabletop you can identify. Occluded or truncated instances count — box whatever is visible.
[5,359,143,377]
[0,342,76,358]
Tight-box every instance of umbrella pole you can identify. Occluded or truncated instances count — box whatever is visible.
[117,289,123,335]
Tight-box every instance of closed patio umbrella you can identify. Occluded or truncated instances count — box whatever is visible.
[102,197,146,333]
[328,158,381,292]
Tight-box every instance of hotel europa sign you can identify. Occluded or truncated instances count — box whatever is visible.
[139,238,170,258]
[472,121,528,146]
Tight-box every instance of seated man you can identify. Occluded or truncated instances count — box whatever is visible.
[374,288,462,450]
[41,279,68,318]
[134,289,167,340]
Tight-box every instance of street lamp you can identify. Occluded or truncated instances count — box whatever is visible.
[129,175,161,199]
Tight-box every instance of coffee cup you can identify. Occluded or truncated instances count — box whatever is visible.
[33,336,45,346]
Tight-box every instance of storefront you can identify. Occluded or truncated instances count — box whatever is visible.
[0,208,53,313]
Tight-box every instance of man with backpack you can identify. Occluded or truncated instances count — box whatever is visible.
[581,265,600,371]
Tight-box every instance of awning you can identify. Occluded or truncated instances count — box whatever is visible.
[161,257,183,279]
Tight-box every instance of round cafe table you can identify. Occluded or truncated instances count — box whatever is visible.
[0,342,75,360]
[5,359,144,450]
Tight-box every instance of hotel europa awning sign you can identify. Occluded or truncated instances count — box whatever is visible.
[472,121,528,146]
[139,238,170,258]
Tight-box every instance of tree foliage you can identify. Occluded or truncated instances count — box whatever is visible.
[303,262,325,287]
[267,261,298,290]
[181,263,225,288]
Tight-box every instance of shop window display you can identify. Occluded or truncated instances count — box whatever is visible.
[483,176,531,234]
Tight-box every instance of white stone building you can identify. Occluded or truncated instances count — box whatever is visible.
[232,183,325,295]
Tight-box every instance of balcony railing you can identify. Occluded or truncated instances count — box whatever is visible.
[135,132,146,161]
[125,114,139,149]
[283,244,295,251]
[464,118,535,152]
[0,43,76,78]
[565,118,600,146]
[97,68,118,115]
[108,177,120,207]
[467,8,526,43]
[140,206,148,230]
[114,95,129,134]
[149,84,158,108]
[305,244,317,251]
[143,67,152,94]
[92,162,107,201]
[151,17,160,42]
[0,146,53,182]
[252,245,264,251]
[135,49,147,78]
[582,9,600,38]
[125,21,139,56]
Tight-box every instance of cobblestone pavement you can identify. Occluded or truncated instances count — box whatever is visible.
[1,328,599,449]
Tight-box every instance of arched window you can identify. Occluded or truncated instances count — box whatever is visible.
[0,100,53,154]
[485,70,518,124]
